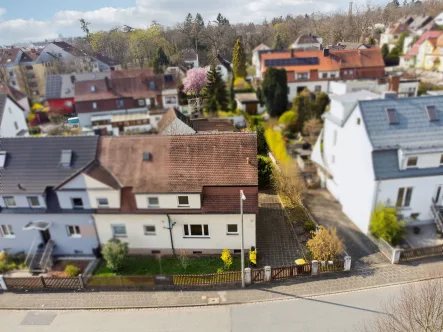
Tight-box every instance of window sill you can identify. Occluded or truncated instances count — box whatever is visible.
[144,233,156,236]
[183,236,210,239]
[3,236,15,239]
[148,206,160,209]
[68,235,82,238]
[226,233,239,236]
[113,235,127,238]
[98,206,109,209]
[178,205,190,208]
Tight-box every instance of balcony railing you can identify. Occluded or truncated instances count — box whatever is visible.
[431,198,443,232]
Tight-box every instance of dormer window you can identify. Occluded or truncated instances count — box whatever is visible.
[0,151,6,168]
[386,108,399,124]
[4,197,16,207]
[407,156,418,168]
[440,154,443,165]
[178,196,189,207]
[60,150,72,168]
[425,105,439,122]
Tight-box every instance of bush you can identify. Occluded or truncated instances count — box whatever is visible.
[370,204,406,246]
[102,239,129,272]
[64,264,81,277]
[255,124,268,156]
[249,115,263,127]
[303,220,317,233]
[221,249,233,270]
[307,226,343,261]
[265,128,291,165]
[258,155,274,188]
[278,110,298,126]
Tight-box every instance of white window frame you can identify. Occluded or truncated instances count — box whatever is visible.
[138,99,146,106]
[0,224,15,238]
[71,197,84,209]
[92,102,97,109]
[177,195,190,207]
[144,225,156,235]
[27,196,40,208]
[111,224,127,237]
[3,196,16,208]
[96,197,109,208]
[407,156,418,168]
[147,197,159,208]
[349,70,354,75]
[66,225,81,238]
[183,224,209,238]
[396,187,413,208]
[227,224,239,235]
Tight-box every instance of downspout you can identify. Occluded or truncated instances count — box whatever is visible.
[166,214,176,256]
[370,180,381,222]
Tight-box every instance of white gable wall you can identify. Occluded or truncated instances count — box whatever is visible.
[1,97,28,137]
[161,118,196,135]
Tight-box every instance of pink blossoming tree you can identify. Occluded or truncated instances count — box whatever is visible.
[183,67,207,96]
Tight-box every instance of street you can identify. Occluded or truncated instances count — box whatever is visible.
[0,280,423,332]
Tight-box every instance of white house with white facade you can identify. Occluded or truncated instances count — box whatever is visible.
[0,94,28,137]
[312,92,443,233]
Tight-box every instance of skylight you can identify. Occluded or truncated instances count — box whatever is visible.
[386,108,399,125]
[425,105,439,122]
[0,151,6,168]
[60,150,72,168]
[90,85,96,92]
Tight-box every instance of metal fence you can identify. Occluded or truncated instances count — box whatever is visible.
[4,276,82,290]
[400,244,443,261]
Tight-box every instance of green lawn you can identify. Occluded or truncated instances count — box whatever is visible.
[94,255,242,276]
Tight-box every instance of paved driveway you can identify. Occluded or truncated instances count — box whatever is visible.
[256,191,305,267]
[305,189,388,267]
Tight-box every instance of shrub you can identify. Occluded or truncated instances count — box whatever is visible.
[177,249,190,271]
[64,264,81,277]
[249,115,263,127]
[370,204,406,246]
[303,220,317,233]
[307,226,343,261]
[102,239,129,272]
[220,249,233,270]
[255,124,268,156]
[0,251,7,264]
[278,110,298,127]
[258,155,274,188]
[265,128,291,165]
[273,165,306,208]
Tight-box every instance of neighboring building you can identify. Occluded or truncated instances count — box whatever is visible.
[235,93,265,114]
[291,34,323,50]
[435,12,443,26]
[182,49,199,69]
[329,75,419,98]
[157,107,236,135]
[45,72,110,114]
[0,83,30,117]
[74,73,178,131]
[258,48,385,100]
[93,133,258,255]
[252,43,270,75]
[0,94,28,137]
[329,42,371,50]
[401,31,443,70]
[312,93,443,233]
[0,136,100,268]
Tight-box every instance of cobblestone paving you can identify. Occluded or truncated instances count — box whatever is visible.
[306,189,388,267]
[1,257,443,309]
[256,191,305,267]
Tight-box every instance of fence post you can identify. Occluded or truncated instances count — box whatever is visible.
[78,274,85,289]
[264,266,272,282]
[311,260,319,275]
[0,275,7,291]
[245,268,251,285]
[40,276,46,288]
[392,249,402,264]
[344,256,351,271]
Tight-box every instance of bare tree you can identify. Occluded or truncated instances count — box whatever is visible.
[358,279,443,332]
[176,249,190,271]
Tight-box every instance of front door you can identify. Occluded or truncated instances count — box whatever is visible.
[40,229,51,244]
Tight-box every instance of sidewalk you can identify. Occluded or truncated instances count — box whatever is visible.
[1,257,443,310]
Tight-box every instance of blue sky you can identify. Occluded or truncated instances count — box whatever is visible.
[0,0,386,45]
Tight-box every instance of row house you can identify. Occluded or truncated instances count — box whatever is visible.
[258,48,385,101]
[74,73,179,134]
[312,92,443,234]
[401,32,443,71]
[0,133,258,270]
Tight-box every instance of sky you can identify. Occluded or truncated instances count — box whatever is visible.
[0,0,385,45]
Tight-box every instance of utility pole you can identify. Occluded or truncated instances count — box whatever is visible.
[240,190,246,288]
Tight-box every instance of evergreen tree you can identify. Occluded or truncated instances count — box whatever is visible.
[232,39,247,78]
[256,87,264,107]
[396,32,408,55]
[230,74,237,110]
[152,47,169,74]
[203,62,228,113]
[195,13,205,29]
[273,32,285,50]
[262,67,288,117]
[381,43,390,59]
[184,13,193,32]
[391,0,400,7]
[216,13,230,26]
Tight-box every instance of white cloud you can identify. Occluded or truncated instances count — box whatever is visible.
[0,0,351,44]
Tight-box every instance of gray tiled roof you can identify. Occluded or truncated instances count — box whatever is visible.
[45,75,62,99]
[0,94,7,123]
[372,149,443,180]
[0,136,99,194]
[359,96,443,150]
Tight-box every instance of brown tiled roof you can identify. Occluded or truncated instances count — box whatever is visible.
[111,68,154,79]
[84,161,121,189]
[157,107,194,133]
[293,34,320,45]
[0,83,27,101]
[191,118,236,132]
[98,133,257,194]
[0,48,21,65]
[52,41,88,57]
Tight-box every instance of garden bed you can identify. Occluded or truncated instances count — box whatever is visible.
[47,260,90,277]
[93,255,242,276]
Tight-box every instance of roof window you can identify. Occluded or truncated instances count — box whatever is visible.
[0,151,6,168]
[386,108,399,125]
[143,152,152,161]
[90,85,96,92]
[425,105,439,122]
[60,150,72,168]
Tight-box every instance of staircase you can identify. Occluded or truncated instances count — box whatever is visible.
[28,240,55,273]
[431,199,443,232]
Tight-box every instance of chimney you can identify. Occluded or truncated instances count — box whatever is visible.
[291,48,295,58]
[383,91,397,99]
[105,77,111,91]
[388,75,400,94]
[323,48,330,57]
[70,75,76,84]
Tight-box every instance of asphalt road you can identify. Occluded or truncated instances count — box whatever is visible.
[0,282,416,332]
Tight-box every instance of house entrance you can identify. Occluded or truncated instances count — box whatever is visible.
[40,229,51,244]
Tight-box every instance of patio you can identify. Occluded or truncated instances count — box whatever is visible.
[401,223,443,249]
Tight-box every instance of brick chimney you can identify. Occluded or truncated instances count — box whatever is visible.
[388,75,400,94]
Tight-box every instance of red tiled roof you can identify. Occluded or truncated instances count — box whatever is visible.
[0,83,27,101]
[0,48,21,65]
[191,118,236,132]
[403,31,443,59]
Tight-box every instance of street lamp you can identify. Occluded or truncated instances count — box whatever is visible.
[240,190,246,288]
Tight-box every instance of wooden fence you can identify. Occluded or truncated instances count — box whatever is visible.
[318,260,345,273]
[4,276,82,290]
[173,271,241,286]
[271,264,311,280]
[400,244,443,261]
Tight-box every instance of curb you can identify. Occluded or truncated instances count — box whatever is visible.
[1,274,442,311]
